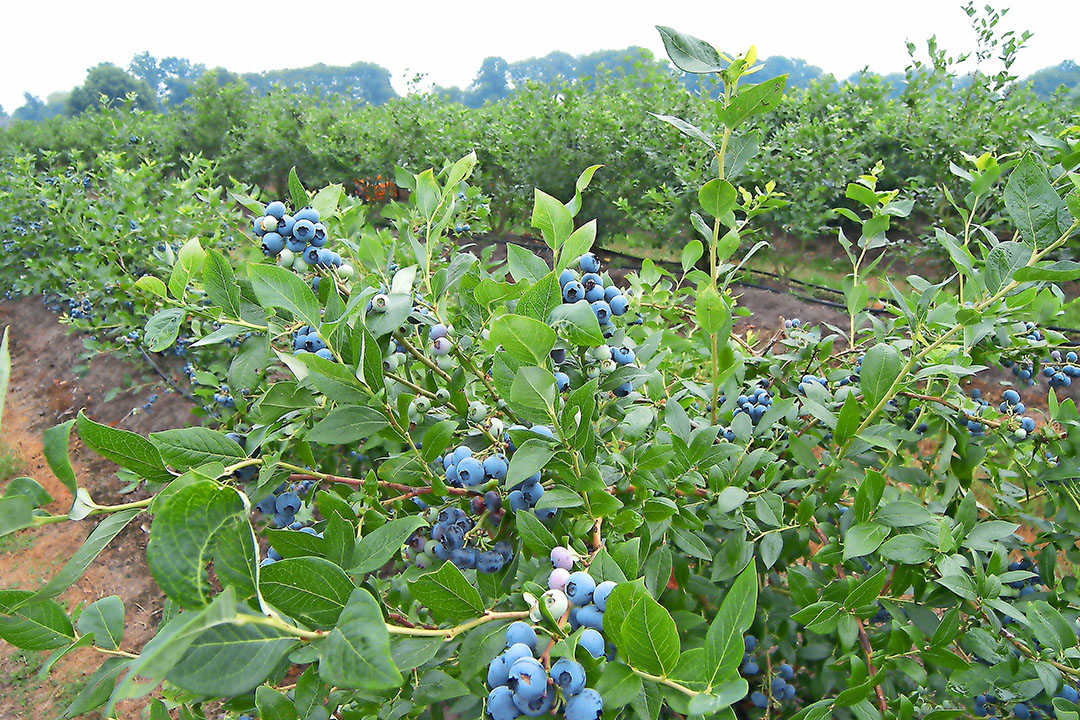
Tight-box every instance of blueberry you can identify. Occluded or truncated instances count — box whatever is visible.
[559,268,577,287]
[483,490,502,511]
[578,253,600,273]
[261,232,285,256]
[779,662,794,680]
[265,200,286,218]
[520,482,544,507]
[486,686,518,720]
[782,684,796,700]
[554,371,570,392]
[562,281,584,303]
[550,657,586,695]
[550,546,574,570]
[452,445,474,464]
[1014,704,1030,719]
[548,567,570,591]
[1058,686,1079,703]
[294,207,320,223]
[293,219,315,242]
[592,580,617,611]
[487,654,511,688]
[484,455,508,480]
[477,550,506,574]
[564,688,603,720]
[576,604,604,630]
[303,245,321,265]
[255,495,277,514]
[578,628,605,658]
[745,635,758,651]
[511,690,553,717]
[604,285,620,302]
[275,492,301,515]
[456,457,485,486]
[505,621,537,651]
[584,284,605,303]
[741,660,760,676]
[315,348,334,360]
[1003,389,1020,404]
[550,347,567,364]
[508,490,528,512]
[771,677,787,694]
[591,300,611,323]
[429,323,448,340]
[507,656,547,700]
[751,691,769,708]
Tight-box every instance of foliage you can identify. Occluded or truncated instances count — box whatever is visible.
[3,22,1080,720]
[65,63,157,115]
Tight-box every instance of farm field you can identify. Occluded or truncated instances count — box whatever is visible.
[1,13,1080,720]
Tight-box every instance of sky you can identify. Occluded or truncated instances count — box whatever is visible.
[3,0,1078,112]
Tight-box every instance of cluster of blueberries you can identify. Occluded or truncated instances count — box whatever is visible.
[1043,350,1080,388]
[740,635,797,708]
[212,384,236,409]
[137,393,159,414]
[551,344,637,397]
[732,383,774,425]
[403,503,512,573]
[291,325,336,361]
[1006,556,1042,599]
[558,253,631,337]
[486,557,614,720]
[973,690,1080,719]
[254,478,318,528]
[67,297,93,320]
[253,201,353,278]
[783,318,803,330]
[999,390,1037,440]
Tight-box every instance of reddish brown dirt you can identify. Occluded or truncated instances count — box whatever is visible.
[0,297,195,720]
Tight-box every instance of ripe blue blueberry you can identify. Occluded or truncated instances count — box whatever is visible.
[564,688,603,720]
[741,659,760,676]
[559,268,577,287]
[483,454,508,480]
[286,236,307,253]
[505,621,537,651]
[451,547,477,569]
[310,222,328,246]
[751,691,769,708]
[265,200,286,218]
[1014,703,1030,719]
[576,604,604,630]
[604,285,620,302]
[508,490,528,512]
[275,492,301,515]
[487,654,510,688]
[278,214,295,236]
[314,348,334,360]
[316,248,334,266]
[521,481,544,507]
[512,690,553,717]
[486,686,518,720]
[554,371,570,392]
[584,284,605,303]
[303,245,321,265]
[771,677,787,694]
[563,281,584,303]
[261,232,285,256]
[591,300,611,323]
[507,656,547,700]
[609,294,629,316]
[483,490,502,511]
[550,657,586,695]
[293,219,315,242]
[1003,390,1020,404]
[578,253,600,273]
[592,580,617,611]
[578,628,605,658]
[779,662,794,680]
[452,445,473,464]
[294,207,320,223]
[456,457,485,486]
[477,550,506,574]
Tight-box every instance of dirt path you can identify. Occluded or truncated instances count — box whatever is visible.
[0,298,195,719]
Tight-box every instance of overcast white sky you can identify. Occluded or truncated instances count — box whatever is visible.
[3,0,1078,112]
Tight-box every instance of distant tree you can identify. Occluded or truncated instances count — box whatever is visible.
[1025,59,1080,97]
[757,56,824,89]
[11,92,67,122]
[66,63,157,115]
[242,62,395,105]
[128,53,207,107]
[466,57,511,107]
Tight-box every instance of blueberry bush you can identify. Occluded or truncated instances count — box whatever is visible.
[3,25,1080,720]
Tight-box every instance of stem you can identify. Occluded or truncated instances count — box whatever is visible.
[630,667,701,698]
[395,332,452,382]
[385,610,530,639]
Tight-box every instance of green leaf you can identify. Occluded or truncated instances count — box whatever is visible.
[351,516,428,574]
[688,679,750,715]
[0,591,75,650]
[490,314,557,366]
[859,344,902,411]
[408,561,485,623]
[509,366,558,424]
[260,557,356,628]
[531,189,574,250]
[168,238,206,299]
[704,563,757,689]
[650,113,716,150]
[834,391,861,448]
[843,522,890,560]
[517,272,563,321]
[229,334,269,391]
[1014,260,1080,282]
[681,240,704,273]
[656,26,724,73]
[549,296,605,346]
[168,619,297,697]
[722,75,788,129]
[76,411,171,483]
[0,494,33,537]
[514,509,558,556]
[43,419,78,497]
[505,439,556,488]
[696,286,731,337]
[413,669,470,704]
[248,263,322,329]
[984,241,1033,294]
[146,481,244,608]
[256,686,299,720]
[415,169,440,219]
[0,327,8,431]
[594,662,643,708]
[699,179,737,220]
[1005,153,1067,249]
[144,308,185,352]
[135,275,168,300]
[27,509,141,602]
[298,353,369,404]
[845,567,887,608]
[312,183,343,221]
[5,476,52,507]
[561,219,597,267]
[149,427,247,471]
[307,407,389,444]
[203,249,242,318]
[288,167,309,210]
[507,244,550,283]
[319,588,402,690]
[620,592,680,677]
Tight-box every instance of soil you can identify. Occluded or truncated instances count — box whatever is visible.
[0,297,196,720]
